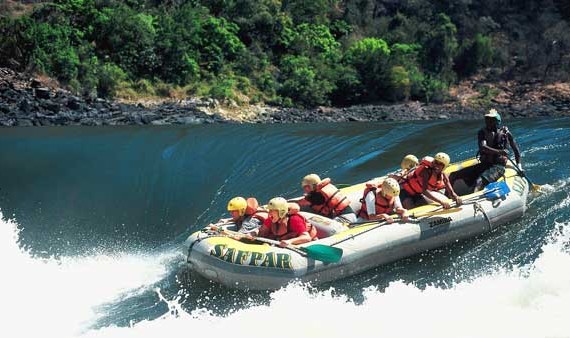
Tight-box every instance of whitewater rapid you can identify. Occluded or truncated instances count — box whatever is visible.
[2,209,569,338]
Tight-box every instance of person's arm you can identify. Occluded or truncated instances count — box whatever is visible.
[279,217,312,246]
[208,217,233,230]
[238,218,262,234]
[479,129,507,157]
[282,232,311,246]
[394,196,409,221]
[421,170,451,208]
[364,190,377,217]
[507,131,522,165]
[289,194,313,207]
[443,173,462,206]
[256,221,271,238]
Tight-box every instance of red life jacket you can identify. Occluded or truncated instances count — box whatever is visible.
[269,204,317,240]
[401,159,445,196]
[358,181,396,219]
[311,178,350,217]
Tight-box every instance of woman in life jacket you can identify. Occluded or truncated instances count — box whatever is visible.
[256,197,317,247]
[224,196,267,234]
[399,153,463,210]
[388,154,419,183]
[292,174,357,223]
[358,178,409,223]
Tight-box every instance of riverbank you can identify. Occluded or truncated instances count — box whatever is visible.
[1,67,569,127]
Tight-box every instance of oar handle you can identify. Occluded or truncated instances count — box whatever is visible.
[507,156,535,186]
[219,228,308,255]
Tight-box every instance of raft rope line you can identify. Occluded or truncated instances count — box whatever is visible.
[473,201,493,230]
[194,227,312,258]
[187,229,229,260]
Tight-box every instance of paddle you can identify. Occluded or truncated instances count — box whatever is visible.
[466,181,511,200]
[410,181,511,218]
[506,157,542,192]
[219,228,343,263]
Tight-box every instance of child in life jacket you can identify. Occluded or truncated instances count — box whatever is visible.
[292,174,357,223]
[358,178,409,223]
[256,197,317,247]
[210,197,267,235]
[399,153,463,210]
[388,154,419,183]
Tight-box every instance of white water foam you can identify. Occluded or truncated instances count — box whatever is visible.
[85,223,570,338]
[3,212,570,338]
[0,212,179,338]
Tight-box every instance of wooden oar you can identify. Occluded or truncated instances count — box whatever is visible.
[219,229,343,263]
[507,157,542,192]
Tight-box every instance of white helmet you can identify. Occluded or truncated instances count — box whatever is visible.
[267,197,289,218]
[433,152,450,168]
[381,178,400,197]
[401,154,419,170]
[301,174,321,189]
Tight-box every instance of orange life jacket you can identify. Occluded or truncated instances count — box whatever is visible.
[270,204,317,240]
[358,180,396,219]
[311,178,350,217]
[244,197,268,223]
[401,159,445,196]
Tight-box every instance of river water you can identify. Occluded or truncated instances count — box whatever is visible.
[1,117,569,338]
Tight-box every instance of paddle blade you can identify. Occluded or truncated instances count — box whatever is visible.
[301,244,343,263]
[483,181,510,199]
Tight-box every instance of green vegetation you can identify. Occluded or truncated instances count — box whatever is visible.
[1,0,568,107]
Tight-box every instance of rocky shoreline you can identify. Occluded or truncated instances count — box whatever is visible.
[1,67,569,127]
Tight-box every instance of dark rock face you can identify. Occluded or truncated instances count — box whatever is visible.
[1,67,569,127]
[0,68,228,127]
[34,87,51,99]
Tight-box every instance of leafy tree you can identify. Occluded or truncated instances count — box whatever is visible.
[199,16,245,73]
[422,75,448,103]
[454,33,494,77]
[289,23,340,61]
[344,38,391,100]
[278,55,334,106]
[282,0,340,25]
[422,13,458,83]
[94,6,158,77]
[154,5,204,84]
[97,62,127,97]
[387,66,411,101]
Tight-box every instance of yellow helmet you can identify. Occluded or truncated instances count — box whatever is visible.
[381,178,400,197]
[401,154,419,170]
[433,152,450,168]
[267,197,289,218]
[227,197,247,216]
[301,174,321,189]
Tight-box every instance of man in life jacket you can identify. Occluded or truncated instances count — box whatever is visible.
[223,196,267,234]
[400,152,463,209]
[450,109,522,191]
[256,197,317,247]
[292,174,357,223]
[388,154,419,183]
[358,178,409,223]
